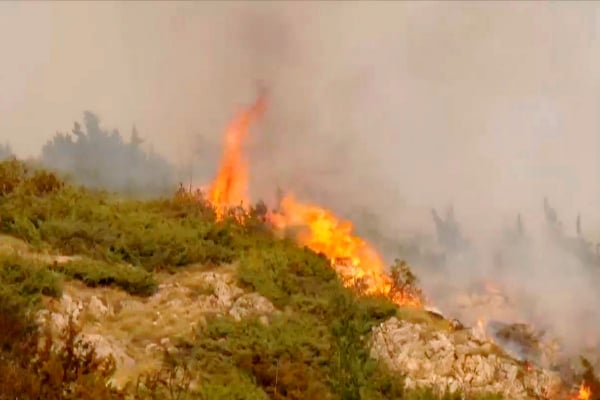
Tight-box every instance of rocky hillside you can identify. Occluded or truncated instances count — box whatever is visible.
[5,233,565,399]
[0,160,593,399]
[371,317,562,399]
[36,263,276,390]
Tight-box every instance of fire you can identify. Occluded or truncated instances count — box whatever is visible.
[204,95,420,307]
[268,194,422,307]
[206,95,266,219]
[575,382,591,400]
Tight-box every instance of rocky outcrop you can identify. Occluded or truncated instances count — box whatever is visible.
[36,268,276,388]
[370,317,563,399]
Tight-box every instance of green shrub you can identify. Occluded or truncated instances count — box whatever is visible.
[197,380,269,400]
[0,161,281,273]
[0,252,62,352]
[0,176,236,270]
[189,314,332,400]
[237,240,340,310]
[0,253,62,301]
[56,258,158,296]
[0,284,36,352]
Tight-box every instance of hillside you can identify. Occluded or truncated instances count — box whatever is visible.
[0,159,592,400]
[0,97,595,400]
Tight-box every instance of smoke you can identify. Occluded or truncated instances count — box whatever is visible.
[2,2,600,356]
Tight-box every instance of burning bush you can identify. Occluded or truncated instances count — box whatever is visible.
[572,358,600,400]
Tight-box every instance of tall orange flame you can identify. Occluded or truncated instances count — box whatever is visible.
[205,96,420,308]
[207,95,266,219]
[269,194,422,307]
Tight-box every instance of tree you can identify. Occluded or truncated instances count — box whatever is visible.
[40,111,175,196]
[130,125,144,148]
[0,143,14,161]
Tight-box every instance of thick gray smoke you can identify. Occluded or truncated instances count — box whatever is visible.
[2,2,600,357]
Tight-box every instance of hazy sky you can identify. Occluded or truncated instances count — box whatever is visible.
[1,1,599,226]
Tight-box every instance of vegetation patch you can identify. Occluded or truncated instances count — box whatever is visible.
[0,252,62,305]
[55,258,158,296]
[0,160,238,269]
[177,235,445,399]
[0,160,570,399]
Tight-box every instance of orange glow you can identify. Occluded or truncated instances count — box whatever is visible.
[203,96,420,307]
[575,382,591,400]
[268,194,422,307]
[207,95,266,219]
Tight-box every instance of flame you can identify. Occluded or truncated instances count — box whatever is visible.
[207,95,266,219]
[575,382,591,400]
[268,194,421,307]
[203,96,420,307]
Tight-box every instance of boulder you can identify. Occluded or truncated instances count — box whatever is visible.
[370,318,562,399]
[80,333,135,369]
[88,295,110,319]
[229,292,275,321]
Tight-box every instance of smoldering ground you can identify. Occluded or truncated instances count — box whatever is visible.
[2,2,600,356]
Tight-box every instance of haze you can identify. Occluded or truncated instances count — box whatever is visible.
[2,1,600,354]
